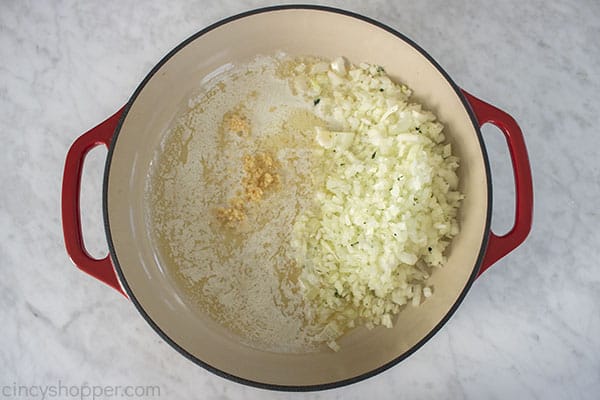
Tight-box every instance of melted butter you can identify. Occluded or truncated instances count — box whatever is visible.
[146,56,327,353]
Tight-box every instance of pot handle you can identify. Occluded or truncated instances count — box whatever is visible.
[461,90,533,277]
[61,107,127,296]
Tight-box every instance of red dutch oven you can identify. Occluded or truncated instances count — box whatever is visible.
[61,5,533,391]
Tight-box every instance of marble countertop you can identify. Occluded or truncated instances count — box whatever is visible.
[1,0,598,398]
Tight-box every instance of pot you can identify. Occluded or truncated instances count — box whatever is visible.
[61,5,533,391]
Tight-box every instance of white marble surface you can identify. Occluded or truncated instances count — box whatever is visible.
[1,0,599,398]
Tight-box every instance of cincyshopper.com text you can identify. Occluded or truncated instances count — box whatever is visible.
[1,381,161,399]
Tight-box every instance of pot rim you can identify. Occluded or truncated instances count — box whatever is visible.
[103,4,492,392]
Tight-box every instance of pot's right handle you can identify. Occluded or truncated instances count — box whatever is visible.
[62,108,127,296]
[461,90,533,277]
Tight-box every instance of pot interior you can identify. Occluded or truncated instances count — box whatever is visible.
[106,7,489,388]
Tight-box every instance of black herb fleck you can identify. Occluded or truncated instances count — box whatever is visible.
[379,88,384,92]
[351,241,359,246]
[313,98,320,105]
[371,151,377,159]
[428,247,432,252]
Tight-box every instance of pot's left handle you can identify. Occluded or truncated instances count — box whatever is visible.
[61,107,127,297]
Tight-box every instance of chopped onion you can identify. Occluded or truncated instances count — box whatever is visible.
[291,58,463,346]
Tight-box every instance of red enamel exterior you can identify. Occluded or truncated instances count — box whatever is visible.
[61,108,127,297]
[461,90,534,276]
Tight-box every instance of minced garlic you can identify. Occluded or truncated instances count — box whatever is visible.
[223,110,251,137]
[216,152,280,226]
[242,153,280,201]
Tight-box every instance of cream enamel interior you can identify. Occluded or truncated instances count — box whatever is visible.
[106,9,489,387]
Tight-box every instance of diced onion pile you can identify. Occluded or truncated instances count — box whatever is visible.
[290,57,463,349]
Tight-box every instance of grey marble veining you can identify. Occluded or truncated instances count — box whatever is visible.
[1,0,599,399]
